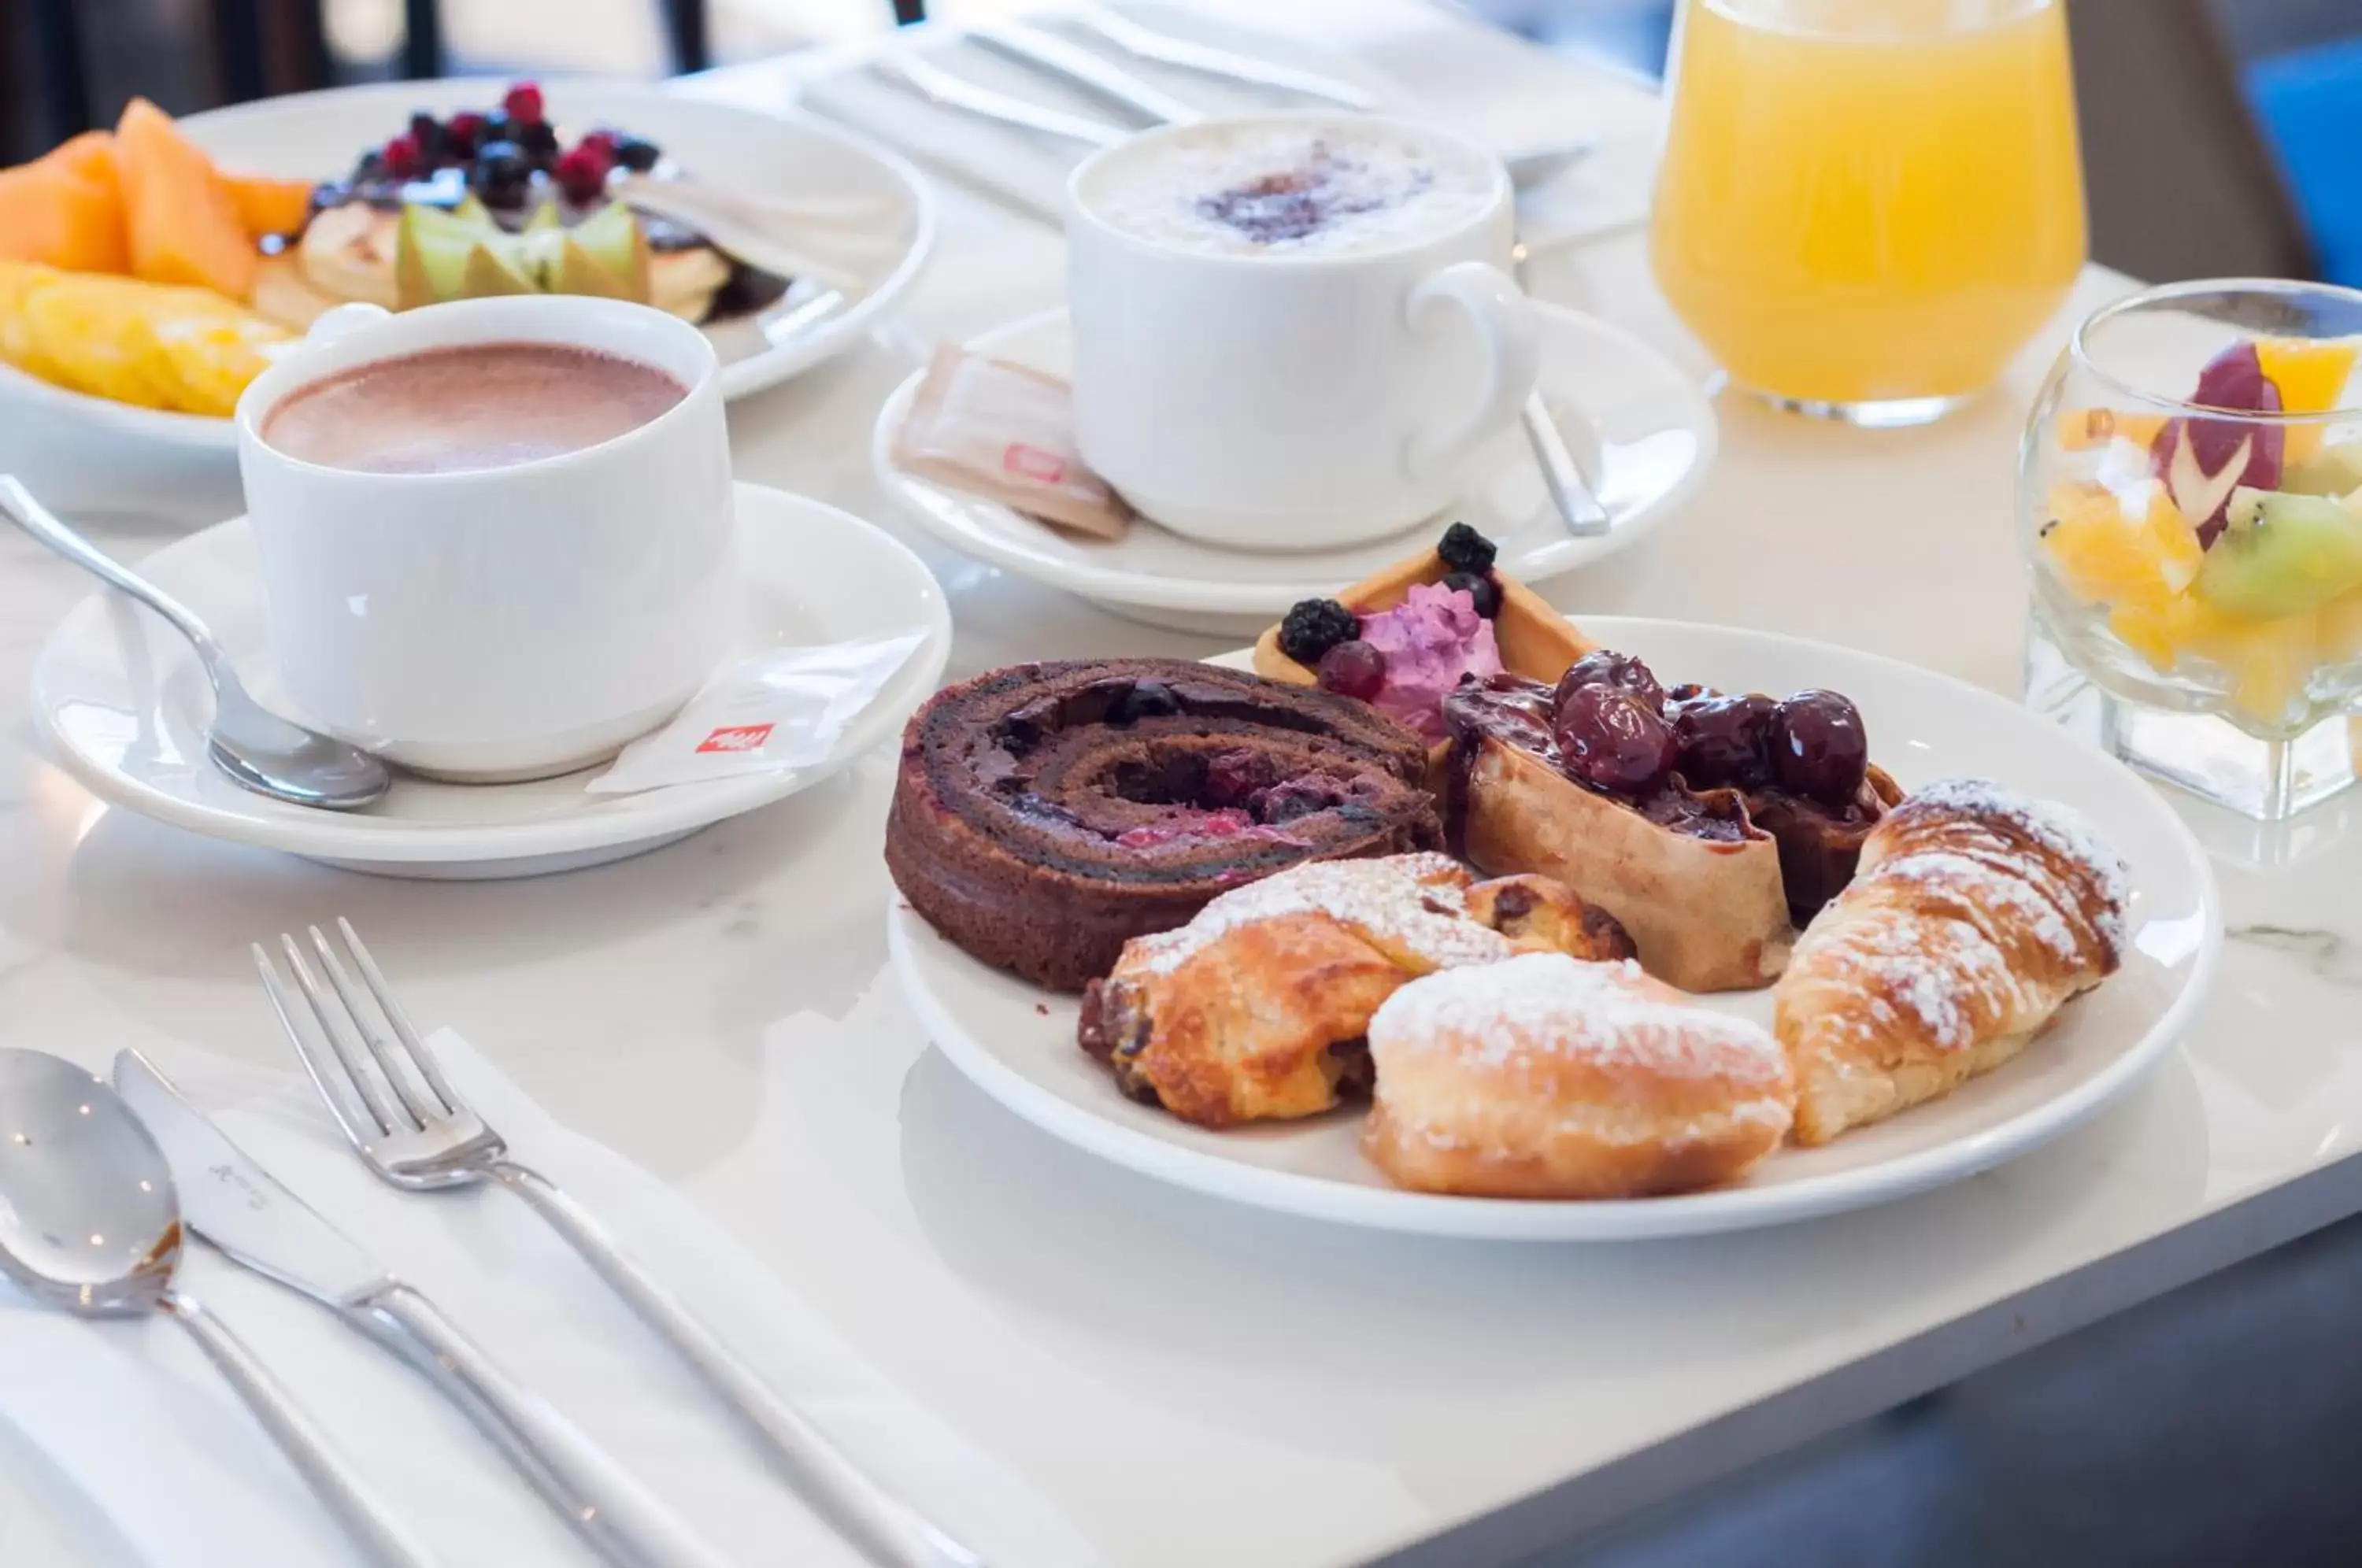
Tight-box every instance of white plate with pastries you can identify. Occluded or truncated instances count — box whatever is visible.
[886,619,2222,1241]
[0,80,933,457]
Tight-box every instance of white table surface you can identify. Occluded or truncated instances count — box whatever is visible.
[5,6,2361,1566]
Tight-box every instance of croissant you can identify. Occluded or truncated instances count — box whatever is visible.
[1773,777,2128,1145]
[1077,853,1635,1128]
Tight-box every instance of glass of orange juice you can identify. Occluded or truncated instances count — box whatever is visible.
[1651,0,2087,427]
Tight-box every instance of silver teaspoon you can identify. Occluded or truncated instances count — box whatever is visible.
[0,1049,435,1566]
[0,477,391,810]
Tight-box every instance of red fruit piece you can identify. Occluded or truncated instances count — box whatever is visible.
[502,82,545,124]
[579,130,620,159]
[381,132,421,178]
[553,147,607,204]
[2153,341,2286,546]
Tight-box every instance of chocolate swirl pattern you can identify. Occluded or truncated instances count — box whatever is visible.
[886,659,1441,991]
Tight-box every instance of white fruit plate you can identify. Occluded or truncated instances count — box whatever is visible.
[0,80,934,457]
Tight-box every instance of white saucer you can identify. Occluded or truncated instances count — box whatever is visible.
[0,80,935,457]
[889,621,2222,1241]
[872,305,1716,635]
[31,483,951,879]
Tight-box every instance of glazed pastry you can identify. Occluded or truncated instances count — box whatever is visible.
[1774,777,2128,1145]
[1251,523,1596,775]
[1442,659,1898,991]
[1077,854,1634,1128]
[1364,952,1794,1198]
[887,659,1438,992]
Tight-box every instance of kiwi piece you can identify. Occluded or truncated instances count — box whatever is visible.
[2195,490,2362,618]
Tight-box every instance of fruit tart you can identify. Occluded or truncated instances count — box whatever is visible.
[1252,523,1595,782]
[1443,652,1899,992]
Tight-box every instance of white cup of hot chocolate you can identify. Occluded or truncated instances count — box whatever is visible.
[235,294,737,783]
[1066,113,1540,552]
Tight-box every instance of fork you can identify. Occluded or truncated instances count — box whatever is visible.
[257,919,986,1568]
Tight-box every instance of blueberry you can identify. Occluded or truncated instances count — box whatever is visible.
[1440,570,1501,619]
[1435,522,1498,575]
[614,136,662,173]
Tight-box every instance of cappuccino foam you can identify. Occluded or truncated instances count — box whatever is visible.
[1081,123,1497,258]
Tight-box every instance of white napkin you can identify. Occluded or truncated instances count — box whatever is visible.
[0,1033,1102,1568]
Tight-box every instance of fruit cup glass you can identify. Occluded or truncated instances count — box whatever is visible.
[2021,278,2362,822]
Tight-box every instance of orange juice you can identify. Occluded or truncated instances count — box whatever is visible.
[1650,0,2087,422]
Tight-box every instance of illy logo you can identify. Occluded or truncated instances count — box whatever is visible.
[696,723,775,755]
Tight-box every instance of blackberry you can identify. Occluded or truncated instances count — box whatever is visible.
[1278,597,1361,666]
[1435,521,1497,575]
[1441,570,1501,619]
[516,118,561,160]
[614,136,662,173]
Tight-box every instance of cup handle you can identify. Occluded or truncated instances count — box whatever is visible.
[305,302,392,346]
[1402,261,1542,483]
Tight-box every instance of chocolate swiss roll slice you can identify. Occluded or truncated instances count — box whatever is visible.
[887,659,1441,991]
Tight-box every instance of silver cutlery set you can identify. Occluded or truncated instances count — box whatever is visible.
[850,11,1614,538]
[0,921,981,1568]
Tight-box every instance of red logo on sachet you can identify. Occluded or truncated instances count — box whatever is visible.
[696,723,775,754]
[1002,443,1066,484]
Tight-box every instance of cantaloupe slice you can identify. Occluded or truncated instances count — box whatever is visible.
[0,161,129,274]
[114,98,257,300]
[224,172,315,239]
[38,131,120,190]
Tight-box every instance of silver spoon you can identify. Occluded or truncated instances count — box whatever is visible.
[0,477,391,811]
[0,1049,435,1566]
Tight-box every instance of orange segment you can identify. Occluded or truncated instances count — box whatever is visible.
[2043,485,2201,605]
[2256,337,2360,463]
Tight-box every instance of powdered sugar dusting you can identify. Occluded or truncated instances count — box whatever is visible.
[1899,778,2130,949]
[1877,849,2082,961]
[1370,952,1789,1083]
[1131,852,1513,977]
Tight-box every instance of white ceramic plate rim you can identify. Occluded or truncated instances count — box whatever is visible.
[31,483,952,864]
[871,303,1716,614]
[890,621,2223,1241]
[0,79,936,449]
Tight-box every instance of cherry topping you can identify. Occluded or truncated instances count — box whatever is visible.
[1553,650,1666,716]
[1768,690,1869,807]
[1553,685,1678,797]
[1672,692,1776,789]
[502,82,546,125]
[1316,638,1387,701]
[554,146,609,204]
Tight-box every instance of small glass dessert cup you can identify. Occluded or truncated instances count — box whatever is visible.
[2022,279,2362,823]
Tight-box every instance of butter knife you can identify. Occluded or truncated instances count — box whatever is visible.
[968,22,1207,127]
[112,1050,730,1568]
[1068,12,1383,110]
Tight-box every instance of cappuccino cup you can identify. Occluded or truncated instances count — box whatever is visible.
[1066,113,1539,550]
[235,295,737,782]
